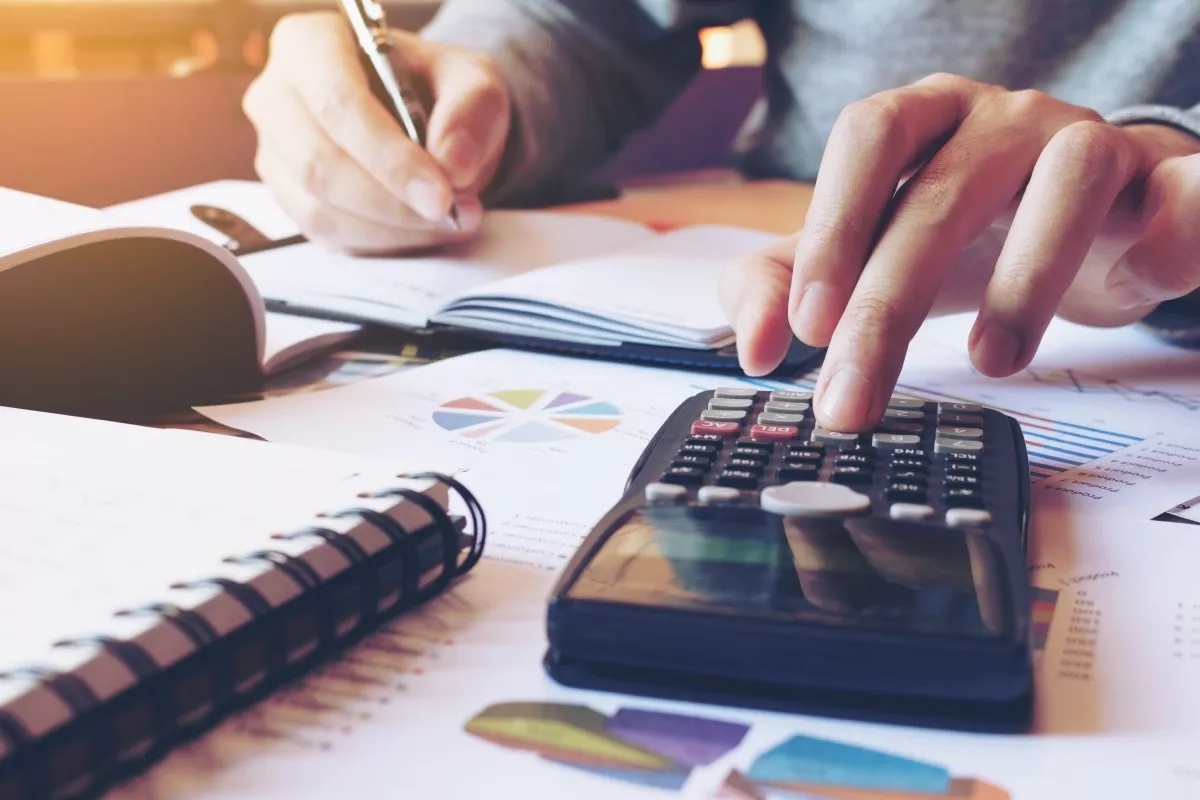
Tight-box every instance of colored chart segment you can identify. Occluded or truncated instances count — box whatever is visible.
[719,734,1010,799]
[465,702,749,792]
[432,390,622,443]
[1031,587,1060,653]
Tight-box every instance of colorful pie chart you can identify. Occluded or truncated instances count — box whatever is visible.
[432,389,623,443]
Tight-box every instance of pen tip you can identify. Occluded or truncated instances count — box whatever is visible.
[445,204,462,232]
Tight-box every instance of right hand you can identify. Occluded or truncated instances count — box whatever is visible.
[243,12,512,254]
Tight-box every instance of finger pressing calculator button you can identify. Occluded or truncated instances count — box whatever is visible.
[727,458,766,472]
[645,483,688,503]
[944,488,984,507]
[938,413,984,426]
[886,483,928,503]
[702,409,748,422]
[758,412,806,425]
[938,402,981,414]
[813,428,859,446]
[661,466,705,485]
[946,508,993,528]
[691,420,740,437]
[709,397,754,410]
[935,426,983,439]
[886,397,925,408]
[672,455,712,468]
[760,482,871,517]
[750,424,799,442]
[890,503,935,521]
[935,438,984,454]
[717,470,760,489]
[777,464,819,481]
[883,408,925,420]
[698,486,742,504]
[872,433,922,449]
[763,400,810,414]
[714,387,758,399]
[770,390,813,402]
[831,466,873,485]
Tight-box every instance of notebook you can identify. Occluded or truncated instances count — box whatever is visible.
[0,405,485,799]
[0,187,364,416]
[112,181,824,371]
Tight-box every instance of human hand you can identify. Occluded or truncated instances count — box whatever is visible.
[721,73,1200,431]
[243,11,511,254]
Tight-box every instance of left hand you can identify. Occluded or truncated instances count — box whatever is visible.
[721,73,1200,432]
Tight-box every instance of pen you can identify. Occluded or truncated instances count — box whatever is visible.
[339,0,461,230]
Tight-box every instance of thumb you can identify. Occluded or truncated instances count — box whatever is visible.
[1104,154,1200,312]
[417,45,512,193]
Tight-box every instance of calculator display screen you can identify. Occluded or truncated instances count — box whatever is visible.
[565,506,1010,639]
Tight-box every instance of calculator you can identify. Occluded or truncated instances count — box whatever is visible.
[545,388,1034,733]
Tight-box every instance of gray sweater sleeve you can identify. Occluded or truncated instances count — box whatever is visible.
[421,0,754,205]
[1106,103,1200,143]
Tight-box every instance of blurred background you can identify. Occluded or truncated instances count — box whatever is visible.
[0,0,766,206]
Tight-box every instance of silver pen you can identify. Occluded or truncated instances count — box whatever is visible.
[339,0,461,230]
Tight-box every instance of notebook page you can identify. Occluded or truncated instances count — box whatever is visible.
[434,225,779,345]
[0,407,415,671]
[240,211,657,329]
[0,188,128,262]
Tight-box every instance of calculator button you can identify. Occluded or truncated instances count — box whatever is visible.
[947,462,979,475]
[886,447,926,460]
[686,435,726,448]
[645,483,688,503]
[671,455,712,468]
[680,442,720,456]
[770,390,813,402]
[831,466,873,485]
[938,413,984,426]
[890,503,935,521]
[714,387,758,399]
[883,408,925,420]
[750,424,799,442]
[727,458,766,472]
[790,442,825,455]
[872,433,922,449]
[812,428,860,446]
[698,486,743,504]
[946,508,993,528]
[763,401,810,414]
[888,470,927,484]
[878,421,924,435]
[889,458,928,473]
[944,488,985,507]
[886,397,925,408]
[717,470,760,489]
[758,412,806,425]
[935,426,984,439]
[729,451,769,466]
[935,438,985,454]
[943,451,981,464]
[691,420,740,437]
[760,482,871,517]
[886,483,927,503]
[943,474,981,489]
[784,451,823,464]
[733,441,773,454]
[661,466,705,485]
[777,464,820,481]
[702,409,747,422]
[835,453,874,468]
[709,397,754,410]
[938,402,981,414]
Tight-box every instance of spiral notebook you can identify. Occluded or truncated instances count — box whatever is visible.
[0,406,485,799]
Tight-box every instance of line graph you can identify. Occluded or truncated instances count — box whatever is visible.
[1025,368,1200,412]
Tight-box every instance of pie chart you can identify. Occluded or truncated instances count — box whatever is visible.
[432,389,623,443]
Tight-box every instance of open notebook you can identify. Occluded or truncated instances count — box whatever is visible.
[0,406,484,799]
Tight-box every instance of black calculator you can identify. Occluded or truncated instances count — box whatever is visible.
[545,388,1034,733]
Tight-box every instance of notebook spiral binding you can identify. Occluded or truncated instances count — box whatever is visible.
[0,472,485,800]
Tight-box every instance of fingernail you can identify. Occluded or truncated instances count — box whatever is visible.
[817,365,874,431]
[973,322,1023,376]
[792,282,832,342]
[434,131,481,185]
[405,177,450,223]
[1105,256,1163,310]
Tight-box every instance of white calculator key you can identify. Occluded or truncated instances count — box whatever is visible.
[935,438,985,454]
[935,426,983,439]
[645,483,687,503]
[701,409,747,422]
[946,508,993,528]
[770,390,813,402]
[883,408,924,420]
[764,400,809,414]
[890,503,935,521]
[760,482,871,518]
[938,402,982,414]
[886,397,924,409]
[813,427,859,446]
[872,433,922,449]
[759,412,805,425]
[698,486,742,504]
[709,397,754,410]
[714,387,757,399]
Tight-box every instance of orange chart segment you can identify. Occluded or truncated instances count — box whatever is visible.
[554,417,621,434]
